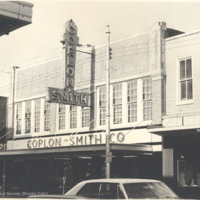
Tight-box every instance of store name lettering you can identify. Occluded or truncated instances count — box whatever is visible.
[64,19,77,90]
[27,132,125,149]
[48,87,90,107]
[27,138,62,149]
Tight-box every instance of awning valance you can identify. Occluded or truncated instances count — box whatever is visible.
[0,144,153,160]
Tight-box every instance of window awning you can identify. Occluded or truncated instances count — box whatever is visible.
[0,144,153,160]
[149,125,200,136]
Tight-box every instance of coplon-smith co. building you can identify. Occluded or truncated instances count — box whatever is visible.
[0,19,198,198]
[0,20,165,195]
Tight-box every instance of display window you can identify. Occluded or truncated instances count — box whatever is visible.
[177,159,200,187]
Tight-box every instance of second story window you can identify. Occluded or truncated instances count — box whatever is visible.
[34,99,40,133]
[44,102,50,131]
[25,101,31,134]
[99,86,106,126]
[70,106,77,129]
[143,77,152,121]
[127,80,137,123]
[180,58,193,101]
[58,104,65,130]
[16,103,22,135]
[113,83,122,124]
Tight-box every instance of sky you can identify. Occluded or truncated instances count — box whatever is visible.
[1,0,200,97]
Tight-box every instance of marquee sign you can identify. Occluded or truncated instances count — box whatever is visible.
[46,19,90,107]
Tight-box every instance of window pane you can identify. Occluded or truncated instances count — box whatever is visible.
[25,101,31,134]
[16,103,22,135]
[100,183,118,199]
[186,59,192,78]
[180,60,186,80]
[100,107,106,126]
[127,81,137,102]
[44,102,50,131]
[181,81,186,100]
[187,80,193,99]
[59,104,65,130]
[128,103,137,122]
[82,108,90,127]
[70,106,77,129]
[34,99,40,133]
[77,183,100,198]
[113,83,122,105]
[113,105,122,124]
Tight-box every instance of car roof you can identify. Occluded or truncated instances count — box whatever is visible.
[80,178,160,184]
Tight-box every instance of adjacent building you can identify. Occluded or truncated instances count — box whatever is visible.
[150,28,200,198]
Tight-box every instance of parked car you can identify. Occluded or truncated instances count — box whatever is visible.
[28,178,181,199]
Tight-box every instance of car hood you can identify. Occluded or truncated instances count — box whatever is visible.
[28,196,197,200]
[28,194,88,199]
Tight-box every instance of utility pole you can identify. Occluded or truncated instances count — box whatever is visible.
[12,66,19,131]
[2,66,19,196]
[105,25,112,178]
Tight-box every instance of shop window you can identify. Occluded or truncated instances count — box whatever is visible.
[113,83,122,124]
[70,106,77,129]
[44,102,50,131]
[143,77,152,121]
[179,58,193,101]
[99,85,106,126]
[25,101,31,134]
[34,99,40,133]
[127,80,137,123]
[58,104,65,130]
[82,107,90,127]
[177,159,200,187]
[16,103,22,135]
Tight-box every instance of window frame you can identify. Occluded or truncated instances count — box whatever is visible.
[58,104,66,130]
[44,101,50,132]
[142,77,152,121]
[34,99,41,133]
[177,57,194,105]
[127,80,137,123]
[113,83,122,125]
[25,100,31,134]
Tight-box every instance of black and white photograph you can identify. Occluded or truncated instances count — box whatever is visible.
[0,0,200,199]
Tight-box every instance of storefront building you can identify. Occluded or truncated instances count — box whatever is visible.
[0,21,183,196]
[150,29,200,198]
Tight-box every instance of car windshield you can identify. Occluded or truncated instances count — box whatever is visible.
[123,182,179,199]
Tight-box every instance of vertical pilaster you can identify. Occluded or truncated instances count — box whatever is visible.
[150,22,167,125]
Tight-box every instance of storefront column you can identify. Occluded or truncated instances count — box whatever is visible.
[2,160,6,197]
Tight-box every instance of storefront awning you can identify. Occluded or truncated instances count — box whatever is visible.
[0,1,33,36]
[149,125,200,136]
[0,143,153,160]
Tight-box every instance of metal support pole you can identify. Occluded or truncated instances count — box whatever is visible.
[105,25,111,178]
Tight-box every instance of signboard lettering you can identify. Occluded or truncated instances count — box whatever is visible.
[46,19,90,107]
[26,132,125,149]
